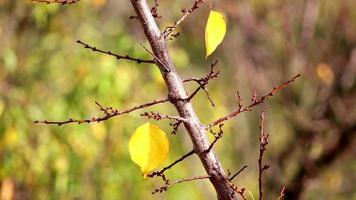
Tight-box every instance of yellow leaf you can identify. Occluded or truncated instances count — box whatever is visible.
[129,122,169,178]
[205,10,227,58]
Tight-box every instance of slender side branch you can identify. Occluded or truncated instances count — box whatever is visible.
[277,186,286,200]
[139,43,170,71]
[208,74,301,127]
[141,111,188,122]
[150,0,161,19]
[163,0,204,38]
[229,165,248,181]
[77,40,155,64]
[204,123,224,153]
[31,0,79,4]
[152,175,211,194]
[183,60,220,106]
[148,150,195,177]
[141,111,188,134]
[130,0,161,20]
[34,97,169,126]
[225,179,247,200]
[258,112,270,200]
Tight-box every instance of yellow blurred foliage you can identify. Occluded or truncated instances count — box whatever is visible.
[54,156,69,173]
[316,63,334,85]
[90,123,107,141]
[0,99,4,117]
[92,0,106,9]
[2,127,19,149]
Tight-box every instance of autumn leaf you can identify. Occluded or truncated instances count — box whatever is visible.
[129,122,169,178]
[205,10,227,58]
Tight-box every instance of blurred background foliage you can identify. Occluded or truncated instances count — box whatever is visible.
[0,0,355,199]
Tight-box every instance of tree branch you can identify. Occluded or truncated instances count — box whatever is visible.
[77,40,155,64]
[183,60,219,106]
[276,186,286,200]
[163,0,204,39]
[258,112,270,200]
[130,0,238,199]
[34,97,169,125]
[148,150,195,177]
[141,111,188,122]
[204,123,224,153]
[229,165,248,181]
[208,74,301,127]
[31,0,79,4]
[152,175,211,194]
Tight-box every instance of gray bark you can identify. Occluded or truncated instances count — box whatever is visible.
[130,0,237,199]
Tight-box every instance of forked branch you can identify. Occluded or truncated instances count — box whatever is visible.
[183,60,220,106]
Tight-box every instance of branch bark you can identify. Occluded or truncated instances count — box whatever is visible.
[130,0,237,199]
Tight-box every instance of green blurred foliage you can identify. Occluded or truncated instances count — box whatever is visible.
[0,0,355,199]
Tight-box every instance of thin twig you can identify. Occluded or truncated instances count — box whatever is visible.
[170,120,183,135]
[229,165,248,181]
[152,175,211,194]
[139,43,170,72]
[204,123,224,153]
[34,97,169,126]
[183,60,219,106]
[31,0,79,4]
[258,112,270,200]
[148,150,195,177]
[277,186,286,200]
[77,40,155,64]
[208,74,301,127]
[163,0,204,39]
[140,111,187,134]
[225,178,247,200]
[141,111,189,122]
[130,0,161,20]
[150,0,161,18]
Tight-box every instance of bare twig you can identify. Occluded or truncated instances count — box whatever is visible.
[148,150,195,177]
[236,91,243,111]
[141,111,186,134]
[77,40,155,64]
[208,74,301,127]
[130,0,161,20]
[31,0,79,4]
[152,175,210,194]
[277,186,286,200]
[225,179,247,200]
[141,111,189,122]
[204,123,224,153]
[34,97,169,126]
[163,0,204,38]
[229,165,248,181]
[183,60,220,106]
[150,0,161,19]
[139,43,170,72]
[170,120,183,134]
[258,112,270,200]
